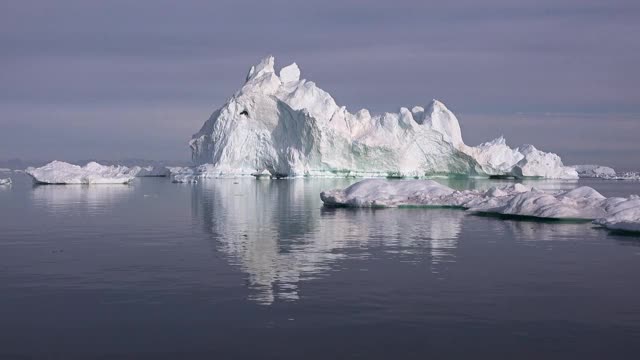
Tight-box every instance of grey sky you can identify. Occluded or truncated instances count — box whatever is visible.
[1,0,639,167]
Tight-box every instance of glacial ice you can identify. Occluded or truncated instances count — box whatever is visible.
[572,164,617,178]
[26,161,136,184]
[189,56,578,180]
[168,165,217,183]
[571,165,640,181]
[129,165,171,177]
[320,179,640,232]
[612,172,640,181]
[0,178,11,186]
[593,197,640,232]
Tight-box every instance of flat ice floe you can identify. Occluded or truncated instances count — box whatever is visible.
[320,179,640,232]
[189,56,577,180]
[26,161,136,184]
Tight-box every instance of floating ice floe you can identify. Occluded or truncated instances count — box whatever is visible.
[320,179,640,232]
[593,197,640,232]
[0,178,11,186]
[189,56,577,180]
[26,161,136,184]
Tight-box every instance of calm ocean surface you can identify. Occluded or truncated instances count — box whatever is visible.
[1,173,640,359]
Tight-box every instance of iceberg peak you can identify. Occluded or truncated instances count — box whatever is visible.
[424,99,464,148]
[279,62,301,83]
[246,55,276,82]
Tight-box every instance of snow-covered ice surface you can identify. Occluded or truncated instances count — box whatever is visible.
[0,178,11,186]
[26,161,136,184]
[320,179,640,232]
[189,56,577,180]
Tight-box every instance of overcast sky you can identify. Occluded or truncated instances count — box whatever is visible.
[1,0,638,167]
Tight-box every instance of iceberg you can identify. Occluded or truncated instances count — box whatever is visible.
[129,165,171,177]
[613,172,640,181]
[189,56,577,179]
[26,161,136,184]
[572,164,617,179]
[571,165,640,181]
[0,178,11,186]
[320,179,640,232]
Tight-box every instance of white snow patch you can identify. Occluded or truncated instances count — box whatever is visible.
[189,56,577,179]
[26,161,136,184]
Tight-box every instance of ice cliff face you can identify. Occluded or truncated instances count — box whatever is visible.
[190,56,577,179]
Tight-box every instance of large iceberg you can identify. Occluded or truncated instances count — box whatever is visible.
[26,161,136,184]
[320,179,640,232]
[189,56,577,179]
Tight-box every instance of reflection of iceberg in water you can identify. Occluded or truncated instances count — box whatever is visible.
[31,184,133,213]
[191,179,463,305]
[500,219,595,242]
